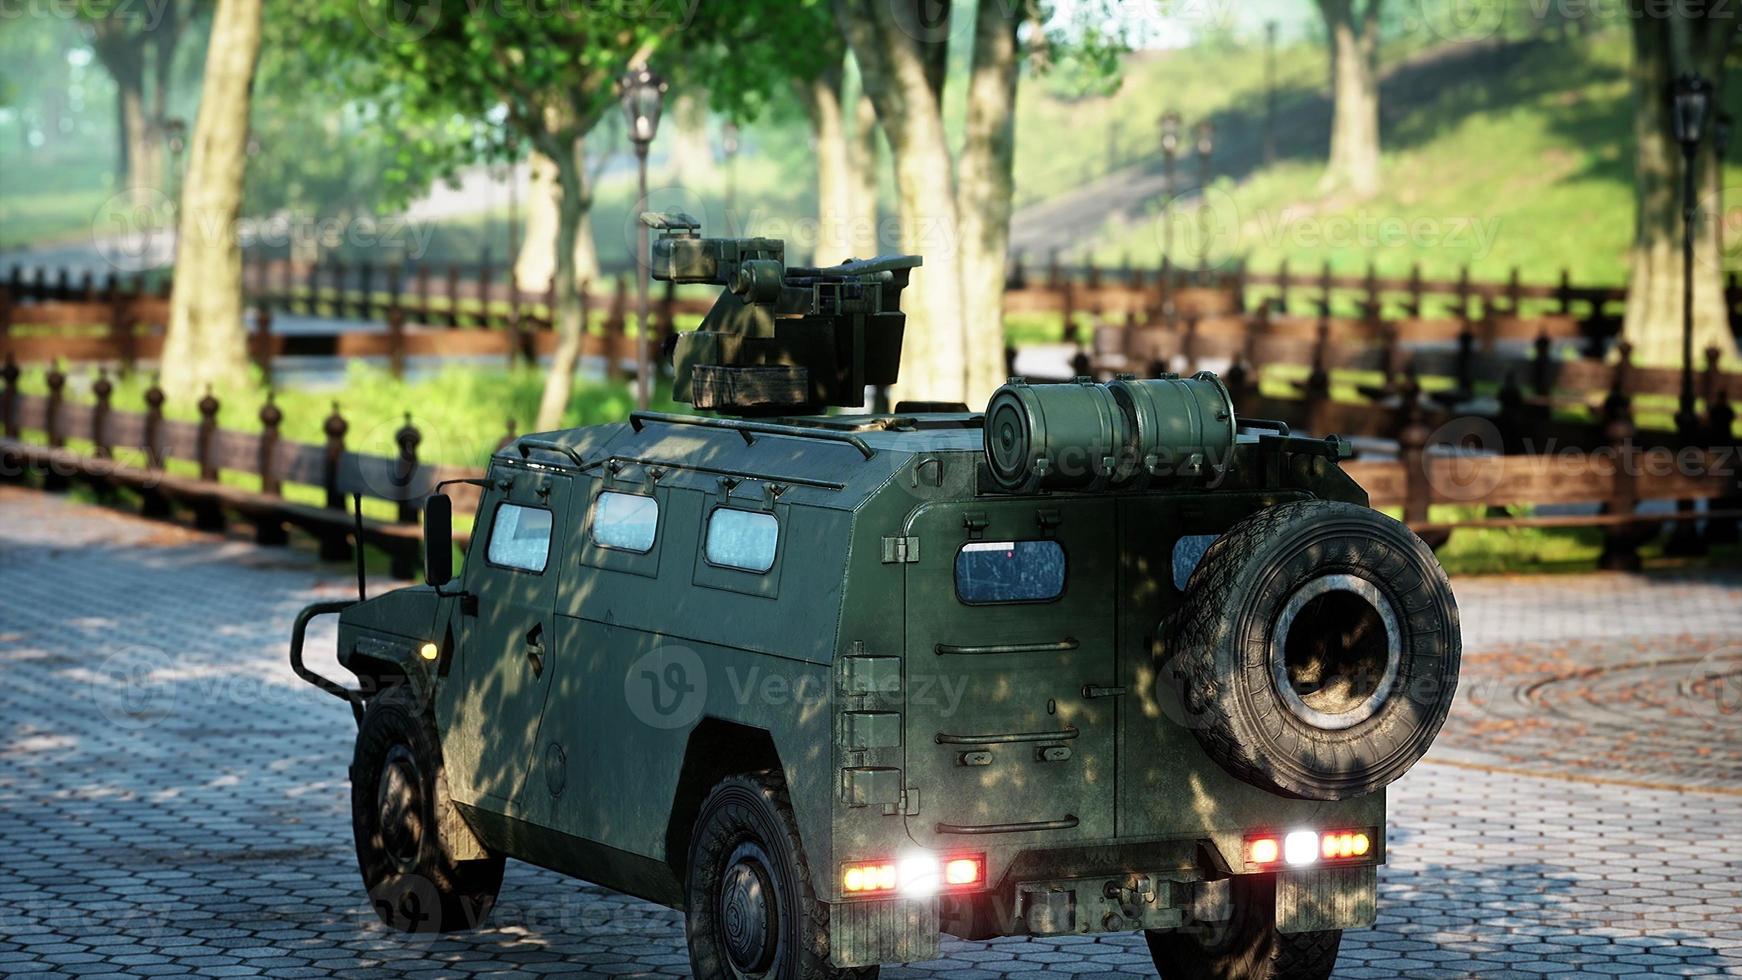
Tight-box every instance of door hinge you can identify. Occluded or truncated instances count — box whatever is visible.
[881,535,920,564]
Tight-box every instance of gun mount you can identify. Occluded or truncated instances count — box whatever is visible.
[645,211,919,415]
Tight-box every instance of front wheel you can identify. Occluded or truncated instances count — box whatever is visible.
[1145,875,1340,980]
[351,686,504,933]
[684,771,877,980]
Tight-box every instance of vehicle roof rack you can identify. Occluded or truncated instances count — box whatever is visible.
[629,411,876,460]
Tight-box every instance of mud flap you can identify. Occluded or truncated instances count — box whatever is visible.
[829,897,939,968]
[1275,866,1377,934]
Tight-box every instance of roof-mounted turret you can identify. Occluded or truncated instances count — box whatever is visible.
[646,211,920,415]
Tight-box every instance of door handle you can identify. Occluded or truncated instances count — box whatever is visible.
[524,624,545,677]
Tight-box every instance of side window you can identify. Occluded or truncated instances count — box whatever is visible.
[592,491,659,553]
[486,503,553,572]
[704,508,779,573]
[1171,534,1220,590]
[955,540,1067,604]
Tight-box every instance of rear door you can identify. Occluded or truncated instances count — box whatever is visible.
[444,468,573,810]
[902,497,1118,848]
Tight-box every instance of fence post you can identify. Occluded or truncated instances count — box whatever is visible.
[1405,263,1423,319]
[1597,345,1641,571]
[1316,261,1332,317]
[388,305,407,380]
[304,255,321,316]
[389,413,422,578]
[1398,371,1434,537]
[1707,385,1738,545]
[1496,371,1526,456]
[1455,265,1472,322]
[1505,266,1522,317]
[256,392,287,545]
[445,264,462,327]
[498,418,519,453]
[1,353,17,440]
[477,255,493,329]
[1556,268,1573,316]
[1008,251,1027,291]
[0,355,16,482]
[44,364,65,450]
[321,402,352,562]
[415,263,432,323]
[359,261,376,321]
[252,303,274,384]
[1303,318,1332,436]
[193,387,225,530]
[1362,262,1379,325]
[140,380,169,521]
[1276,259,1291,315]
[92,368,113,459]
[1531,330,1554,399]
[1062,279,1078,345]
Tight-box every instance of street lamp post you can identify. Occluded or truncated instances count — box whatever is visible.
[1160,112,1181,262]
[619,64,667,411]
[1194,120,1216,274]
[1667,72,1712,556]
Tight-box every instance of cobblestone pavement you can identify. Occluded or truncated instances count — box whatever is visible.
[2,485,1740,979]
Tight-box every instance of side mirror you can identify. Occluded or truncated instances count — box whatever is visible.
[424,493,453,587]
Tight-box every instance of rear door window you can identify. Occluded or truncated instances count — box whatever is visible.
[591,491,659,553]
[955,539,1067,604]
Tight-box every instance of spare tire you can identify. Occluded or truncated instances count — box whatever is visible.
[1164,500,1460,800]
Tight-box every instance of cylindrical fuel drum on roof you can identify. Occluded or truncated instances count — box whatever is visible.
[983,377,1132,493]
[1105,371,1237,483]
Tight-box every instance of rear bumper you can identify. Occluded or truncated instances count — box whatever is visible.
[828,865,1379,968]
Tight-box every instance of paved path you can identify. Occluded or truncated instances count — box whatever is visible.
[1,485,1739,979]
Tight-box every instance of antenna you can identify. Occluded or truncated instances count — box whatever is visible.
[353,492,367,602]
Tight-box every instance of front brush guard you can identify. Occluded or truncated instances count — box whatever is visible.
[289,599,365,726]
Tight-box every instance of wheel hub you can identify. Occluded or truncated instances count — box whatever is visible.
[1270,573,1402,731]
[377,745,425,874]
[718,843,778,974]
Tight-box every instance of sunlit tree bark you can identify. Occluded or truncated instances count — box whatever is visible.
[1621,6,1738,366]
[1316,0,1382,198]
[161,0,261,397]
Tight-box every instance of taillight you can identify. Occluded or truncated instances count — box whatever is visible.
[842,852,987,897]
[1245,829,1374,870]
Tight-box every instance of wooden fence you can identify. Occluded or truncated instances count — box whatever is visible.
[0,358,499,576]
[2,353,1738,570]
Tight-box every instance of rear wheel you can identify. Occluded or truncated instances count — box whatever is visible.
[1165,500,1461,800]
[352,686,504,933]
[1146,875,1340,980]
[684,771,877,980]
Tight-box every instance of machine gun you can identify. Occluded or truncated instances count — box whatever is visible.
[644,211,920,414]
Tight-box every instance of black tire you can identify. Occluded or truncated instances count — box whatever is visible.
[352,685,504,933]
[1165,500,1460,800]
[1146,876,1340,980]
[685,771,878,980]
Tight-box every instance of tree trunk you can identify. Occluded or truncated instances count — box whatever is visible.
[798,67,855,267]
[534,150,592,431]
[160,0,262,398]
[845,88,881,259]
[956,0,1020,404]
[1621,8,1739,367]
[516,146,600,297]
[1317,0,1382,198]
[835,0,965,405]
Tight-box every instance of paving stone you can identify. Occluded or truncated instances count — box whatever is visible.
[2,485,1739,977]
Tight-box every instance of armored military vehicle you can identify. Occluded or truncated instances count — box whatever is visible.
[292,213,1461,980]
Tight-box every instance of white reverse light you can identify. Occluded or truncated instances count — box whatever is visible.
[1283,830,1320,867]
[897,853,941,897]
